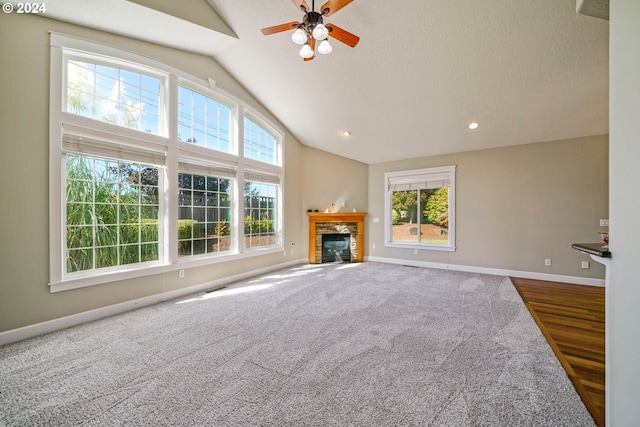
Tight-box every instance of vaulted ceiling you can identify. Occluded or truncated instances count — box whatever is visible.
[39,0,609,164]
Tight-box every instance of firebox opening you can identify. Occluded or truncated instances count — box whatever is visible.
[322,234,351,263]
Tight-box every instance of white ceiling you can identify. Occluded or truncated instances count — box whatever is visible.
[34,0,609,164]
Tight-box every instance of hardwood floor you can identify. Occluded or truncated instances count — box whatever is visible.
[511,277,605,427]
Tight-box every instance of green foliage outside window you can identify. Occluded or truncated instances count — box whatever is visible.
[391,188,448,228]
[214,220,230,236]
[424,188,449,227]
[243,216,274,234]
[65,154,160,273]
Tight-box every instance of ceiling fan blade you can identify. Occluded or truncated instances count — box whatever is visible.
[320,0,354,17]
[261,21,300,35]
[304,38,316,61]
[326,24,360,47]
[291,0,310,13]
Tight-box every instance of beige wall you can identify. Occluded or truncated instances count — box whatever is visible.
[0,14,312,332]
[367,135,609,279]
[301,146,369,213]
[300,146,369,258]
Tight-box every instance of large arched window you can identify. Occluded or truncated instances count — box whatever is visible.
[49,34,284,292]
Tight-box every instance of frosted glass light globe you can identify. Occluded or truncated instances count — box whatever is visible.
[312,23,329,40]
[318,39,333,54]
[299,43,314,58]
[291,28,307,45]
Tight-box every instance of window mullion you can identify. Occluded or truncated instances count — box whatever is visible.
[236,105,244,159]
[236,163,245,253]
[166,75,179,263]
[50,45,65,285]
[235,106,245,253]
[417,189,422,243]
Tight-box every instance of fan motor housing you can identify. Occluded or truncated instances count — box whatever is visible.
[303,11,324,35]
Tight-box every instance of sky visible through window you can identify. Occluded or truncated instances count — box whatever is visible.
[66,60,160,134]
[244,117,277,164]
[178,87,232,153]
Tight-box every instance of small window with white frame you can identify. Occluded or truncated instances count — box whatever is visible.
[244,115,279,165]
[384,166,456,251]
[243,171,281,250]
[178,85,233,153]
[62,131,166,275]
[177,161,234,257]
[65,56,163,135]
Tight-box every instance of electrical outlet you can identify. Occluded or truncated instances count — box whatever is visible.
[373,217,380,223]
[179,269,185,278]
[600,219,609,227]
[414,249,419,255]
[582,261,590,269]
[545,259,552,266]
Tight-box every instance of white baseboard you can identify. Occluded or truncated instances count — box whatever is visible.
[365,256,606,287]
[0,258,307,347]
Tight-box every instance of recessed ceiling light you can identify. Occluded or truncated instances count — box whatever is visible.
[468,122,479,130]
[343,130,351,137]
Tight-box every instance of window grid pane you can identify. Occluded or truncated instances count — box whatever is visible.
[66,60,161,134]
[65,154,160,273]
[178,172,232,257]
[178,87,232,153]
[244,117,277,165]
[244,180,277,249]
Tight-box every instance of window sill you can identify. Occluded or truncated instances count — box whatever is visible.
[50,245,283,293]
[385,242,456,252]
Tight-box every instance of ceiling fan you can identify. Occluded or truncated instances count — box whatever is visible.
[261,0,360,61]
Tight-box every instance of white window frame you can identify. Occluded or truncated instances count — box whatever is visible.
[243,112,283,167]
[177,80,236,155]
[49,33,284,292]
[243,171,283,251]
[384,165,456,252]
[177,164,235,258]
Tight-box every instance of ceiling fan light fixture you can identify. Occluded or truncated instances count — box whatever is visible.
[261,0,358,61]
[291,28,307,45]
[318,39,333,54]
[312,23,329,41]
[299,43,314,58]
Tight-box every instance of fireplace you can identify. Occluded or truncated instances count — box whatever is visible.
[307,212,367,264]
[322,234,351,263]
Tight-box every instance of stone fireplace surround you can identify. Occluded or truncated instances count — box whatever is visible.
[307,212,367,264]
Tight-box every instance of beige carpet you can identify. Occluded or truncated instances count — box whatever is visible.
[0,262,596,426]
